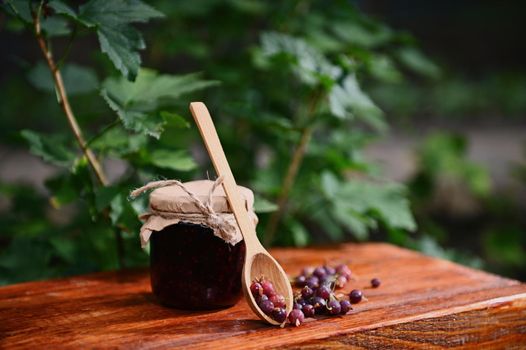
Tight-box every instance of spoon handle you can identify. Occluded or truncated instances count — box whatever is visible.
[189,102,260,249]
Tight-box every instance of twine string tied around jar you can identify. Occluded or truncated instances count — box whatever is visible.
[130,176,242,246]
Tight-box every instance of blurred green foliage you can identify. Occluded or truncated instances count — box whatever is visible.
[0,0,524,285]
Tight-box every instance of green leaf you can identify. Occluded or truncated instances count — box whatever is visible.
[331,21,392,48]
[49,237,76,263]
[90,126,147,156]
[484,228,525,266]
[367,55,402,83]
[101,89,164,138]
[328,75,385,130]
[41,16,70,37]
[397,47,440,79]
[320,171,339,199]
[20,130,75,167]
[261,32,340,87]
[101,69,217,138]
[2,0,32,23]
[149,149,197,171]
[27,62,99,95]
[48,0,76,18]
[288,220,309,247]
[419,133,491,197]
[160,111,190,129]
[94,186,121,212]
[320,171,416,238]
[46,175,77,208]
[76,0,164,80]
[254,197,278,213]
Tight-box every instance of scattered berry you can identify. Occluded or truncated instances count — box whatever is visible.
[324,266,336,275]
[272,307,287,323]
[261,280,276,297]
[301,286,314,299]
[340,300,352,314]
[294,275,307,287]
[305,276,319,289]
[270,294,285,308]
[288,309,305,327]
[302,304,315,317]
[250,282,263,297]
[371,278,381,288]
[313,267,327,279]
[294,302,303,310]
[349,289,363,304]
[327,300,341,315]
[315,285,331,299]
[259,299,274,314]
[311,296,327,314]
[296,298,307,306]
[335,264,352,279]
[257,294,269,303]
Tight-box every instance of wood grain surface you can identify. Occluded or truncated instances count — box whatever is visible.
[0,243,525,349]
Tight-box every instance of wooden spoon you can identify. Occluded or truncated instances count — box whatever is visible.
[190,102,293,326]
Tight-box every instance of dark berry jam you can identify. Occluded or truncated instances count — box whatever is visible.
[150,222,245,310]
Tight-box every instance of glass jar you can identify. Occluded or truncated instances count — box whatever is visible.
[150,222,245,309]
[138,180,257,310]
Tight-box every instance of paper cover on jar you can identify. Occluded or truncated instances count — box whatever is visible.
[135,179,258,247]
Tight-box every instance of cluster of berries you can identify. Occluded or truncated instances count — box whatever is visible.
[250,279,288,323]
[289,264,354,326]
[251,263,381,327]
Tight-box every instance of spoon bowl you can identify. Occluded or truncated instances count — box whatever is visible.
[190,102,294,325]
[242,252,294,325]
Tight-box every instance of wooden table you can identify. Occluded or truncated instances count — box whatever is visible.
[1,243,525,349]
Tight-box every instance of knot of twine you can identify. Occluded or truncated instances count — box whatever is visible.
[130,176,239,241]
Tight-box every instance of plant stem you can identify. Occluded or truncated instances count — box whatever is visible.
[33,9,125,268]
[33,11,108,186]
[263,90,323,246]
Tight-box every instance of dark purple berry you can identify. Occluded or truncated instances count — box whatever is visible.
[250,282,263,297]
[311,297,327,314]
[371,278,381,288]
[349,289,363,304]
[261,280,276,296]
[302,304,315,317]
[319,276,333,286]
[340,300,352,314]
[272,307,287,323]
[305,276,319,289]
[301,286,314,299]
[294,275,307,287]
[259,299,274,314]
[316,285,331,299]
[288,309,305,327]
[296,298,307,306]
[327,300,341,315]
[270,294,285,308]
[257,294,269,303]
[294,302,303,310]
[313,267,326,279]
[324,266,336,275]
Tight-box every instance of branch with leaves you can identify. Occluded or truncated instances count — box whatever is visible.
[33,2,108,186]
[1,0,217,270]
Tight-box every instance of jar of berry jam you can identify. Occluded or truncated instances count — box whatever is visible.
[137,179,257,310]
